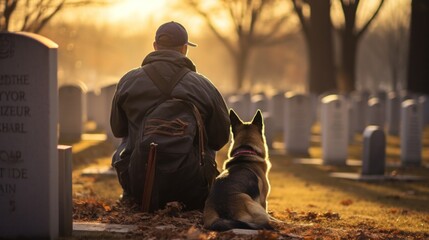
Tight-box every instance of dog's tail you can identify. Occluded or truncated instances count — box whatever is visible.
[206,218,273,232]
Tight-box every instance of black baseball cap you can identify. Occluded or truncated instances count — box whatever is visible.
[155,21,197,47]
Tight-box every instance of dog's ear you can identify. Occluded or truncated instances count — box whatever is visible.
[229,109,243,129]
[251,110,264,131]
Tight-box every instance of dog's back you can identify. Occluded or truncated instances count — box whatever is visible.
[203,109,272,231]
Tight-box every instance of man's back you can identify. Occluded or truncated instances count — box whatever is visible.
[110,47,230,210]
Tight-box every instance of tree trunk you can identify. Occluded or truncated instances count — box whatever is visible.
[235,55,246,90]
[407,0,429,94]
[339,32,357,93]
[307,0,336,95]
[234,43,251,91]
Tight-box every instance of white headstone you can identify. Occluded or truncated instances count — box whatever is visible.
[400,99,422,166]
[268,92,285,133]
[59,84,84,142]
[262,113,274,149]
[227,94,251,122]
[250,94,268,117]
[350,92,367,133]
[386,92,400,136]
[0,32,59,239]
[86,89,105,129]
[283,93,312,155]
[347,99,356,143]
[58,145,72,237]
[367,97,385,128]
[418,95,429,128]
[102,84,121,147]
[321,95,349,165]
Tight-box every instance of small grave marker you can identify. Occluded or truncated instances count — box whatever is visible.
[362,126,385,175]
[59,84,84,142]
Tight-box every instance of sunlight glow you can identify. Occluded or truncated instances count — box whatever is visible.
[61,0,205,36]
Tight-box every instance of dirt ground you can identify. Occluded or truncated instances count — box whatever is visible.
[68,124,429,239]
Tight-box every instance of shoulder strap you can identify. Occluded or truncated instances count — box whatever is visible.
[143,64,190,97]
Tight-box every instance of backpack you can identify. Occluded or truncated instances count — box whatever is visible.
[127,64,214,212]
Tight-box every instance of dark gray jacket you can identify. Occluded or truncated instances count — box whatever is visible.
[110,50,230,166]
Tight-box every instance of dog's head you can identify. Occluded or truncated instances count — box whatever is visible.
[228,109,268,160]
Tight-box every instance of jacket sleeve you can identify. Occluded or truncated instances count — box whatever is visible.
[110,83,128,138]
[206,88,231,151]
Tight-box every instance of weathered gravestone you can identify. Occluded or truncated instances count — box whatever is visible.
[59,84,85,143]
[101,83,121,147]
[400,99,422,167]
[362,126,385,175]
[0,32,59,238]
[283,92,312,155]
[321,95,349,165]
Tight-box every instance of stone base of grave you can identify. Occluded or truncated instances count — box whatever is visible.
[73,222,138,233]
[81,166,116,176]
[329,172,426,181]
[72,222,275,237]
[293,158,362,166]
[385,162,429,169]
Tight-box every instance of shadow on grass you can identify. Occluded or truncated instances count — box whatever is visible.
[271,151,429,214]
[71,140,116,170]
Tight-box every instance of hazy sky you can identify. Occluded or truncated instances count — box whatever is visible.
[61,0,206,36]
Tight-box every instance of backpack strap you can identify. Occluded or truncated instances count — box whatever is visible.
[143,63,190,97]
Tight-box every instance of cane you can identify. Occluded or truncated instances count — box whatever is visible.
[141,142,157,212]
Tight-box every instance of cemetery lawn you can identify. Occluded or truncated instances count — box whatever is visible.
[68,126,429,239]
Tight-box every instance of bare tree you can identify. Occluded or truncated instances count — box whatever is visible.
[336,0,385,93]
[292,0,336,95]
[0,0,109,33]
[184,0,295,90]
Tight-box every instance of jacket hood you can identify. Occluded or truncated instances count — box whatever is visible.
[141,50,197,72]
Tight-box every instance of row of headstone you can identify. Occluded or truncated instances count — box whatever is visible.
[227,91,425,168]
[330,125,425,181]
[350,90,429,137]
[57,83,120,146]
[0,32,72,239]
[227,91,316,152]
[321,94,423,167]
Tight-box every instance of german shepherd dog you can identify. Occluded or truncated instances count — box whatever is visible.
[203,109,272,231]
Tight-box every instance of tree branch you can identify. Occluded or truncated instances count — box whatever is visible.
[187,0,236,56]
[291,0,310,40]
[357,0,385,39]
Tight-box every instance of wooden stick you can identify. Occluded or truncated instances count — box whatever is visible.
[141,142,157,212]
